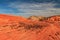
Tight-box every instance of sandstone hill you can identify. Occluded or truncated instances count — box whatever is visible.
[0,14,60,40]
[28,16,46,21]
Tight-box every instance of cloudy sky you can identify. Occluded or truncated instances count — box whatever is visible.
[0,0,60,17]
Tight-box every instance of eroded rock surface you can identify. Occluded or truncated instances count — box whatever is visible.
[0,14,60,40]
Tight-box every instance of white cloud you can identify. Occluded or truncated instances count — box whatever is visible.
[8,2,60,17]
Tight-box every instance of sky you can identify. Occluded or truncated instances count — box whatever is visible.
[0,0,60,17]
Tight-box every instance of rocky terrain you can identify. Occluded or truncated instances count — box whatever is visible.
[0,14,60,40]
[28,16,46,21]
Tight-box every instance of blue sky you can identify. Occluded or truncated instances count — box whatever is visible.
[0,0,60,17]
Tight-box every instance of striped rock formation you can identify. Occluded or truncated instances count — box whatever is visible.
[0,14,60,40]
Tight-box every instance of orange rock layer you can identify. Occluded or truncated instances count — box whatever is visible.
[0,14,60,40]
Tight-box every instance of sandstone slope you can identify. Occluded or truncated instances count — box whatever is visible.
[0,14,60,40]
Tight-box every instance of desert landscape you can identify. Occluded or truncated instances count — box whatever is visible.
[0,0,60,40]
[0,14,60,40]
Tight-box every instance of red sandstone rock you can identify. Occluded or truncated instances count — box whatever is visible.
[0,14,60,40]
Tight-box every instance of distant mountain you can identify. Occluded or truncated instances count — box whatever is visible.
[0,14,60,40]
[28,16,46,21]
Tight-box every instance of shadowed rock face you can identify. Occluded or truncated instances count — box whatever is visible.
[0,14,60,40]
